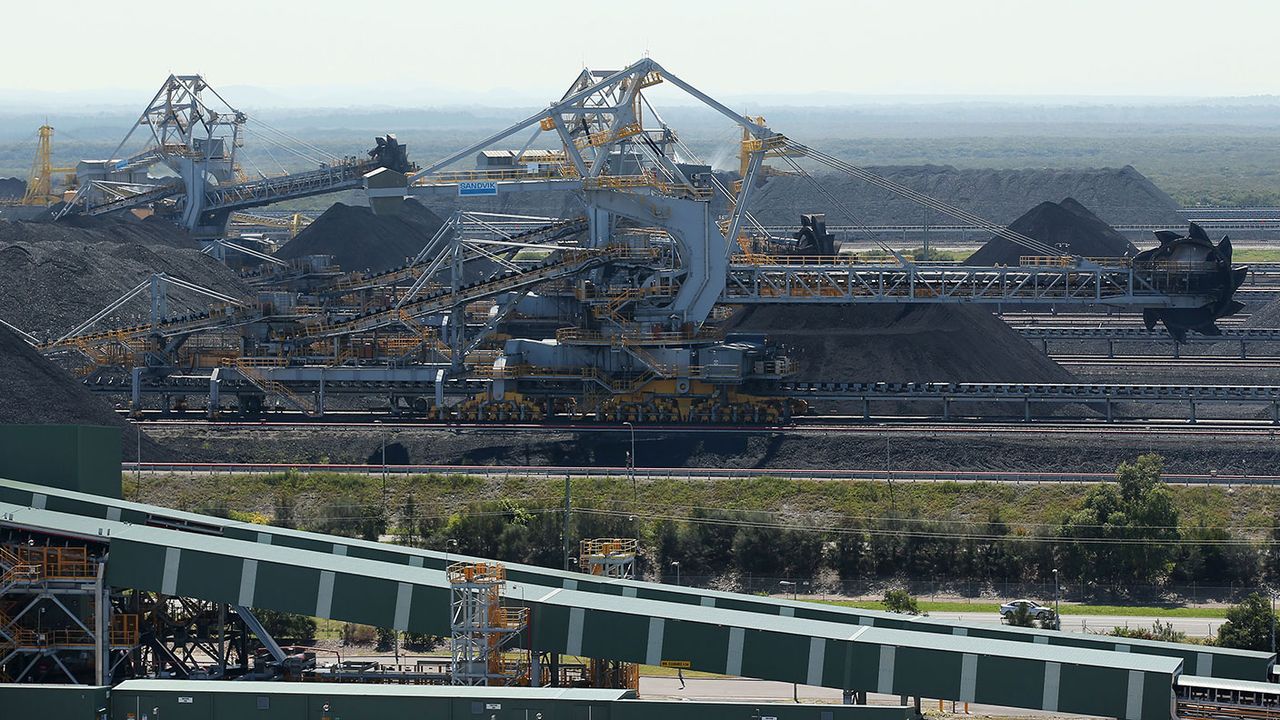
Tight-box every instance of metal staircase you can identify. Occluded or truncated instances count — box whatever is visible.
[226,358,314,415]
[0,547,40,595]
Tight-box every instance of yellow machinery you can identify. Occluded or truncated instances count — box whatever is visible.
[579,538,638,579]
[20,125,76,206]
[447,561,530,686]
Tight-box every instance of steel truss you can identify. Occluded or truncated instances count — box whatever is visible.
[724,263,1213,307]
[447,562,528,686]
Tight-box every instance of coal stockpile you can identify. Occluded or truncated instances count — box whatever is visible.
[0,216,252,338]
[967,197,1139,265]
[276,199,446,273]
[1243,297,1280,328]
[746,165,1184,227]
[2,213,201,248]
[0,177,25,200]
[725,304,1074,384]
[0,322,167,456]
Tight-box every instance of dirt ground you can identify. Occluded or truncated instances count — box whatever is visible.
[142,422,1280,474]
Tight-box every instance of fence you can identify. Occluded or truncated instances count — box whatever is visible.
[123,462,1280,487]
[656,575,1264,606]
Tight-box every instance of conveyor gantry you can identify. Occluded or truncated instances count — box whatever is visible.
[0,497,1199,720]
[723,261,1219,308]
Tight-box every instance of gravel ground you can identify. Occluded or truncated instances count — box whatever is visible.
[142,422,1280,474]
[0,216,251,338]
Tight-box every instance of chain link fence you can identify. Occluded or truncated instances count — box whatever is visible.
[654,575,1261,606]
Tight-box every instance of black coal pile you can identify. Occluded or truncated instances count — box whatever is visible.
[725,304,1074,384]
[276,199,446,274]
[967,197,1138,265]
[0,216,251,337]
[1244,297,1280,328]
[0,178,25,200]
[2,213,200,248]
[746,165,1183,227]
[0,323,167,456]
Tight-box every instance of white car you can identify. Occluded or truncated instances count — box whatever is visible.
[999,599,1055,620]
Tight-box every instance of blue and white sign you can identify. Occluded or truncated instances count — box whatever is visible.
[459,181,499,197]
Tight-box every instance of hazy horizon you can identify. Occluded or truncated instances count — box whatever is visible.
[4,0,1280,107]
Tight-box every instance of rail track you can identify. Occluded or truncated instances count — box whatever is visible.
[120,458,1280,486]
[1053,354,1280,369]
[129,413,1280,436]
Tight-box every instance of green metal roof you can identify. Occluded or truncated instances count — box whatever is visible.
[1175,674,1280,693]
[0,476,1269,682]
[2,500,1182,720]
[114,679,632,700]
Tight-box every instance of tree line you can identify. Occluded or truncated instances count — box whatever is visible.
[246,455,1279,599]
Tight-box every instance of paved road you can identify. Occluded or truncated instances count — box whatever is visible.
[940,611,1223,637]
[639,678,1078,717]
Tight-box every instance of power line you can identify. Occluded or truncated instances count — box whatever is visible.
[574,507,1278,548]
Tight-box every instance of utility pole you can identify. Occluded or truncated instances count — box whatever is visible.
[1053,568,1060,631]
[1271,587,1276,655]
[625,421,638,545]
[885,434,896,515]
[922,207,930,261]
[563,474,572,571]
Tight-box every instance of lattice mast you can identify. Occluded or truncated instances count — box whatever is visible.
[579,538,637,579]
[447,561,529,686]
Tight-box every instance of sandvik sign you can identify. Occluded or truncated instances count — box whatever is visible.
[459,181,499,197]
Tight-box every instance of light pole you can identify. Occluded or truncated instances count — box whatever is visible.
[624,421,636,474]
[444,538,458,569]
[779,580,796,600]
[1270,587,1276,655]
[779,580,799,703]
[1053,568,1061,631]
[671,561,680,586]
[624,421,638,544]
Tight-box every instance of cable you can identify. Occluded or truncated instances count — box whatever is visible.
[778,152,900,258]
[787,141,1066,258]
[243,127,327,168]
[249,116,340,164]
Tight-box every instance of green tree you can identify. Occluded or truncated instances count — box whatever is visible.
[1265,522,1280,586]
[402,632,443,650]
[375,626,397,652]
[1006,603,1036,627]
[252,609,316,642]
[1060,455,1180,591]
[883,588,922,615]
[1111,619,1186,643]
[1217,593,1277,651]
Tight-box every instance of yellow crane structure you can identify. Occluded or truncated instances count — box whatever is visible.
[21,125,76,206]
[229,211,310,238]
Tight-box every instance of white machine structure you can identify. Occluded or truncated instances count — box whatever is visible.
[32,59,1251,423]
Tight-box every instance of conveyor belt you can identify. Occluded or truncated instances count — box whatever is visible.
[770,381,1280,403]
[1015,327,1280,341]
[1,478,1271,683]
[0,499,1181,720]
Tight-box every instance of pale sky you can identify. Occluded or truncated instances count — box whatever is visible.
[8,0,1280,105]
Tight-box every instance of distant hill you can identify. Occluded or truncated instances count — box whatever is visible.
[745,165,1184,228]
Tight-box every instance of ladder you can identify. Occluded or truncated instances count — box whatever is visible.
[228,359,313,415]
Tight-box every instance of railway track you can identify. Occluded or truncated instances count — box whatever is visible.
[130,414,1280,436]
[121,458,1280,486]
[1053,354,1280,369]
